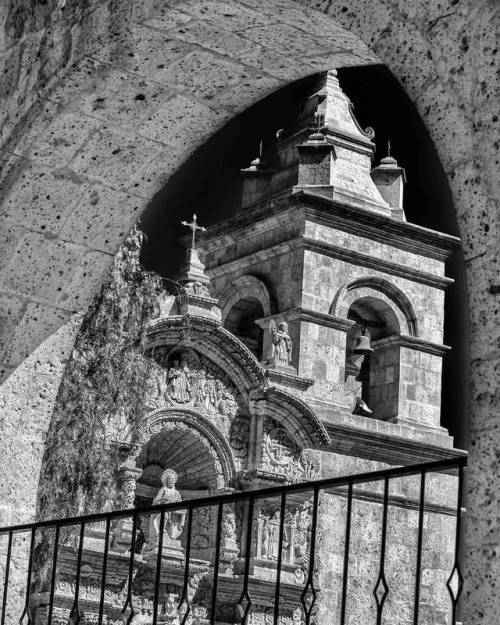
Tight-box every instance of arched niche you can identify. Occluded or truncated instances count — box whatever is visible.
[331,277,418,337]
[136,409,237,497]
[344,296,402,421]
[220,275,273,361]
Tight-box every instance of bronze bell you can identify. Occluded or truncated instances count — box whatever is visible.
[352,328,373,355]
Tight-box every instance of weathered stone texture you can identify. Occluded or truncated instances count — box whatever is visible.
[0,0,497,622]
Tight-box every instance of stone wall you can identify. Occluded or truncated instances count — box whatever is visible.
[0,1,498,622]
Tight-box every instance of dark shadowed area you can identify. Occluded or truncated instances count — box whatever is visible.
[140,65,468,447]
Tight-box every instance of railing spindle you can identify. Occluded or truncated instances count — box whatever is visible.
[19,528,36,625]
[47,525,60,625]
[210,502,223,625]
[97,518,110,625]
[1,530,13,625]
[413,471,426,625]
[152,510,165,625]
[238,495,255,624]
[447,462,465,624]
[301,486,319,625]
[122,514,137,625]
[273,491,287,625]
[68,522,85,625]
[179,506,193,625]
[340,482,353,625]
[374,477,390,625]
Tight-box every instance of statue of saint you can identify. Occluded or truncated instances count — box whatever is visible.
[268,319,293,367]
[167,359,191,403]
[148,469,185,551]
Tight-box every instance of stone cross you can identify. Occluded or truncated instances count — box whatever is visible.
[181,214,206,252]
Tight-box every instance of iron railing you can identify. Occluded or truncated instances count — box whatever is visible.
[0,456,466,625]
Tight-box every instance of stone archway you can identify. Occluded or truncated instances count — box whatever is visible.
[0,1,497,622]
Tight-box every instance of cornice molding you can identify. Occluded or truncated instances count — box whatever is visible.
[280,307,355,331]
[322,420,466,467]
[303,237,453,290]
[205,234,452,291]
[196,190,460,264]
[372,334,451,357]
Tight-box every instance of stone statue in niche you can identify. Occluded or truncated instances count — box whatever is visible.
[167,359,191,403]
[268,319,293,367]
[147,469,185,554]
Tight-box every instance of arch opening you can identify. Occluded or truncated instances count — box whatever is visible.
[346,296,402,422]
[223,296,264,360]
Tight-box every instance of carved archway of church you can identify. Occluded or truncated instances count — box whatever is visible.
[137,409,237,494]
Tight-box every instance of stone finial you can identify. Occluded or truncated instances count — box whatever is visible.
[320,69,375,145]
[174,214,222,321]
[371,145,407,221]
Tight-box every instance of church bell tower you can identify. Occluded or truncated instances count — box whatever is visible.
[195,70,459,446]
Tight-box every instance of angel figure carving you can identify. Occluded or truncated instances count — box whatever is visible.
[268,319,293,367]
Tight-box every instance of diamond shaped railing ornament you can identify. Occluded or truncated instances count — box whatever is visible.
[237,589,252,622]
[18,607,33,625]
[301,579,318,623]
[120,592,136,625]
[373,573,389,610]
[446,562,464,603]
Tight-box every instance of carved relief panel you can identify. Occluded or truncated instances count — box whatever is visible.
[140,345,250,475]
[145,346,243,436]
[259,418,320,483]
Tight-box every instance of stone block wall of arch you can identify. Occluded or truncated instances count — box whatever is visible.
[0,1,498,622]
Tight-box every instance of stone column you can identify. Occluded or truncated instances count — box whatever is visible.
[110,464,142,553]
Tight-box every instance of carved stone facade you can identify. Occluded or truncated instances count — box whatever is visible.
[33,72,464,625]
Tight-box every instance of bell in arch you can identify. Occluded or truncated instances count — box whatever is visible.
[352,325,374,356]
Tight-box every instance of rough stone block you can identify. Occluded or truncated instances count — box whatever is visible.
[71,124,164,191]
[59,183,143,252]
[137,94,231,151]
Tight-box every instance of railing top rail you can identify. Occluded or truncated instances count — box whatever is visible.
[0,455,466,535]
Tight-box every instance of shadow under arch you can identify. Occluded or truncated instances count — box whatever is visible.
[219,275,274,322]
[330,276,419,337]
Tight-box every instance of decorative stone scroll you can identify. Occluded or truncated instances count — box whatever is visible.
[260,418,320,483]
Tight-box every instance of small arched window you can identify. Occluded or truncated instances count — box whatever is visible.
[345,296,401,421]
[223,296,264,360]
